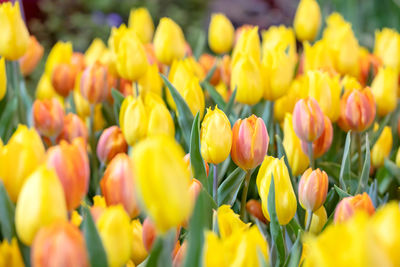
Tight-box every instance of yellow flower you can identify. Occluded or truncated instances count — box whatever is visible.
[97,205,132,267]
[0,57,6,100]
[305,206,327,235]
[273,78,305,122]
[282,113,309,176]
[130,219,148,265]
[0,2,30,60]
[153,17,186,65]
[208,13,234,54]
[396,148,400,168]
[371,126,393,168]
[293,0,321,41]
[371,67,398,116]
[131,135,193,233]
[84,38,108,66]
[128,7,154,44]
[0,238,24,267]
[232,26,261,66]
[302,40,335,73]
[144,93,175,138]
[200,106,232,164]
[73,73,90,118]
[71,210,83,227]
[341,75,362,92]
[216,205,250,239]
[374,28,400,71]
[15,165,68,245]
[45,41,73,77]
[138,64,163,97]
[35,74,64,105]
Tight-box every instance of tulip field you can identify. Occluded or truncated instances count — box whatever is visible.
[1,0,400,266]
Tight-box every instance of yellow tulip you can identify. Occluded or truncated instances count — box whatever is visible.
[374,28,400,71]
[262,25,297,63]
[128,7,154,44]
[45,41,73,77]
[0,125,45,202]
[302,40,335,73]
[341,75,362,92]
[396,148,400,167]
[153,17,186,65]
[15,165,68,245]
[200,106,232,164]
[0,238,24,267]
[208,13,235,54]
[216,205,249,239]
[131,135,193,233]
[144,93,175,138]
[84,38,108,66]
[138,64,163,97]
[0,57,6,100]
[232,26,261,66]
[371,67,398,116]
[256,156,297,225]
[371,126,393,168]
[0,2,29,60]
[130,219,148,265]
[182,56,206,80]
[116,29,149,81]
[231,55,263,105]
[293,0,321,41]
[97,205,132,267]
[282,113,309,176]
[73,72,90,118]
[305,206,327,235]
[35,74,64,105]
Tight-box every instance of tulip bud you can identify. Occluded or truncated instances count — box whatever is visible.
[188,178,202,204]
[232,26,261,65]
[131,135,193,233]
[19,36,44,76]
[51,63,76,97]
[97,126,127,164]
[57,113,88,143]
[293,0,321,41]
[45,41,73,77]
[0,57,6,101]
[371,126,393,168]
[217,205,249,238]
[0,238,25,266]
[374,28,400,71]
[31,222,89,267]
[200,106,232,164]
[371,67,398,116]
[33,98,65,138]
[301,115,333,158]
[128,7,154,44]
[334,193,375,223]
[36,74,64,105]
[90,196,107,223]
[153,17,186,65]
[138,64,163,97]
[305,206,327,235]
[208,13,234,54]
[130,219,148,265]
[142,217,157,252]
[80,62,110,104]
[246,199,267,224]
[0,2,30,60]
[97,205,132,267]
[231,115,269,170]
[256,156,297,225]
[15,165,68,245]
[46,138,89,211]
[298,168,328,212]
[100,153,140,218]
[293,97,325,142]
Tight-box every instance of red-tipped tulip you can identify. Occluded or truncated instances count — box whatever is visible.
[301,115,333,158]
[33,98,65,138]
[57,113,88,143]
[334,192,375,223]
[298,168,328,212]
[97,126,128,165]
[344,88,376,132]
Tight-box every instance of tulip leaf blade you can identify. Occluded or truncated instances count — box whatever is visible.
[357,134,371,193]
[275,135,294,189]
[384,158,400,184]
[339,131,351,191]
[224,86,237,116]
[217,167,246,206]
[202,62,217,84]
[334,184,352,199]
[145,230,175,267]
[81,206,108,267]
[370,114,390,146]
[0,97,17,141]
[267,174,286,266]
[161,74,194,148]
[284,230,302,267]
[190,112,208,189]
[111,88,124,124]
[202,81,226,109]
[0,181,16,241]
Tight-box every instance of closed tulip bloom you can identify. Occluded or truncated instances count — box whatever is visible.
[31,222,89,267]
[46,138,89,211]
[97,126,127,164]
[0,238,25,267]
[344,88,376,132]
[217,205,250,239]
[180,76,206,117]
[15,165,68,245]
[97,205,132,267]
[153,17,186,65]
[57,113,88,143]
[371,126,393,168]
[208,13,234,54]
[231,55,263,105]
[19,36,44,76]
[35,74,64,105]
[374,28,400,71]
[232,26,261,66]
[302,40,335,73]
[0,57,6,101]
[130,220,148,265]
[128,7,154,43]
[80,62,109,104]
[51,63,77,97]
[261,25,297,64]
[71,52,86,72]
[45,41,73,77]
[231,115,269,170]
[301,115,333,158]
[33,98,65,138]
[256,156,297,225]
[293,0,321,41]
[131,135,193,233]
[0,2,30,60]
[371,67,398,116]
[292,97,325,142]
[144,93,176,137]
[84,38,107,66]
[119,96,148,145]
[298,168,328,212]
[138,64,163,97]
[305,206,327,235]
[142,217,157,252]
[0,125,45,202]
[100,154,140,218]
[334,193,375,223]
[246,199,268,224]
[200,106,232,164]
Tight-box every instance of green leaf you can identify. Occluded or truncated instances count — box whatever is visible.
[189,112,208,189]
[334,184,352,199]
[267,174,285,266]
[111,88,124,124]
[224,86,237,116]
[357,134,370,193]
[202,62,217,84]
[202,81,226,109]
[275,135,294,190]
[145,230,175,267]
[0,97,17,141]
[161,74,194,148]
[0,181,16,241]
[384,159,400,184]
[81,206,108,267]
[258,248,270,267]
[193,30,206,60]
[370,114,391,146]
[284,231,302,267]
[339,132,352,190]
[217,167,246,206]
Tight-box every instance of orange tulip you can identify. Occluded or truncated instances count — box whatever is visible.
[51,63,77,97]
[57,113,88,143]
[97,126,128,165]
[343,88,376,132]
[298,168,328,212]
[142,217,157,252]
[246,199,268,223]
[301,115,333,158]
[334,192,375,223]
[80,62,110,104]
[19,36,44,76]
[33,98,65,138]
[71,52,86,73]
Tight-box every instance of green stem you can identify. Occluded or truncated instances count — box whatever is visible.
[135,81,139,97]
[240,170,252,220]
[308,142,314,169]
[305,210,313,231]
[11,61,26,125]
[89,105,99,190]
[356,132,362,175]
[213,164,218,204]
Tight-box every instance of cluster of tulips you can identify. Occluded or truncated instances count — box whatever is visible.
[1,0,400,266]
